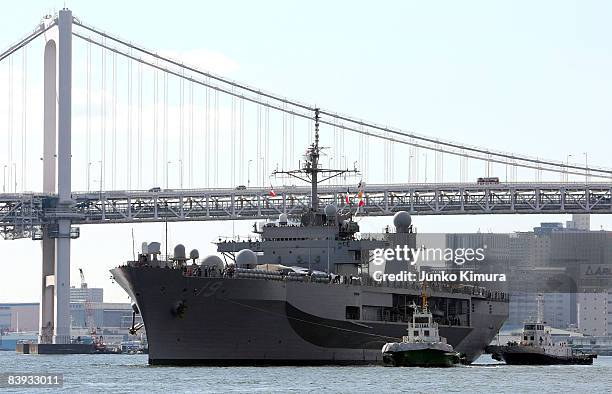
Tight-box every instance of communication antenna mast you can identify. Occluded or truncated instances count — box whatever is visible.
[273,108,359,211]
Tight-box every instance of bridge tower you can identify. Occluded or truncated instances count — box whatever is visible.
[39,8,73,344]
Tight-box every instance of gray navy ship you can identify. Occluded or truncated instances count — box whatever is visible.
[111,115,509,365]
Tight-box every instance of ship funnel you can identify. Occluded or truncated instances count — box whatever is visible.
[141,242,149,255]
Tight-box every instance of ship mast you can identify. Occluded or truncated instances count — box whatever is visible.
[273,108,358,212]
[310,108,321,210]
[536,293,544,323]
[421,281,428,311]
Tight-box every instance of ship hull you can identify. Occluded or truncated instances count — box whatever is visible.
[383,348,461,367]
[111,266,507,366]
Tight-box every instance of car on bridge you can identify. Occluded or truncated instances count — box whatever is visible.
[477,177,500,185]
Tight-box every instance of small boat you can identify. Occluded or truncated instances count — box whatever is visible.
[382,284,462,367]
[490,295,596,365]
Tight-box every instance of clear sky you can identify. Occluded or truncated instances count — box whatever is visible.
[0,0,611,303]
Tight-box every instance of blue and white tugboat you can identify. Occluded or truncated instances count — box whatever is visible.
[382,285,462,367]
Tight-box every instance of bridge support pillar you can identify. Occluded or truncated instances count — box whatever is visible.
[53,220,71,344]
[52,8,73,345]
[39,228,55,344]
[39,14,57,344]
[41,8,73,344]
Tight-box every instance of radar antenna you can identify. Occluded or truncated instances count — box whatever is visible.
[273,108,359,211]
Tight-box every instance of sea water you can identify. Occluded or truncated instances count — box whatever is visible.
[1,352,611,393]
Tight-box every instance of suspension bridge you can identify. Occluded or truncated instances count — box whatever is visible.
[0,9,610,344]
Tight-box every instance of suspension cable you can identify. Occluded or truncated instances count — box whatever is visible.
[231,92,236,186]
[72,20,313,112]
[213,90,219,186]
[8,56,13,191]
[239,99,244,184]
[70,20,612,177]
[112,51,117,189]
[127,50,132,189]
[153,68,158,186]
[21,47,27,192]
[86,40,91,191]
[71,30,612,179]
[189,82,194,188]
[205,83,210,187]
[0,20,55,63]
[256,102,261,186]
[101,38,106,191]
[138,62,143,188]
[163,72,168,188]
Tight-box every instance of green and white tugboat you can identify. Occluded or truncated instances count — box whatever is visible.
[382,285,462,367]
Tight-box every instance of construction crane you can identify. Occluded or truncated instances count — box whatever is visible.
[78,268,97,338]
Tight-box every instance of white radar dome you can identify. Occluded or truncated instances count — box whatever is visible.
[236,249,258,268]
[324,204,337,217]
[174,244,186,260]
[148,242,161,255]
[189,249,200,260]
[279,213,288,224]
[202,255,224,269]
[393,211,412,233]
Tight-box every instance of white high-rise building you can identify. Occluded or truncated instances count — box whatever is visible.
[567,214,590,231]
[578,292,608,336]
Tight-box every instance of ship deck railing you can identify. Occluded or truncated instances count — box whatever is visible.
[123,260,508,302]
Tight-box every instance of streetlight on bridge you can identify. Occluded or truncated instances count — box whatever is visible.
[566,154,573,183]
[178,159,184,189]
[247,159,253,187]
[166,161,172,189]
[12,163,17,192]
[583,152,589,183]
[260,157,265,186]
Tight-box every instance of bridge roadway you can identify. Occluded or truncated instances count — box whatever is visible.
[1,182,611,238]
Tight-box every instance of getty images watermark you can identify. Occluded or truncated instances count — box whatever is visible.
[371,245,507,283]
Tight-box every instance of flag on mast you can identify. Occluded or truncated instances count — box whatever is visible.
[268,184,276,197]
[356,180,365,207]
[345,188,350,205]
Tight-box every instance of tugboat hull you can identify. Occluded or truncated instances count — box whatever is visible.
[490,346,596,365]
[383,349,461,367]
